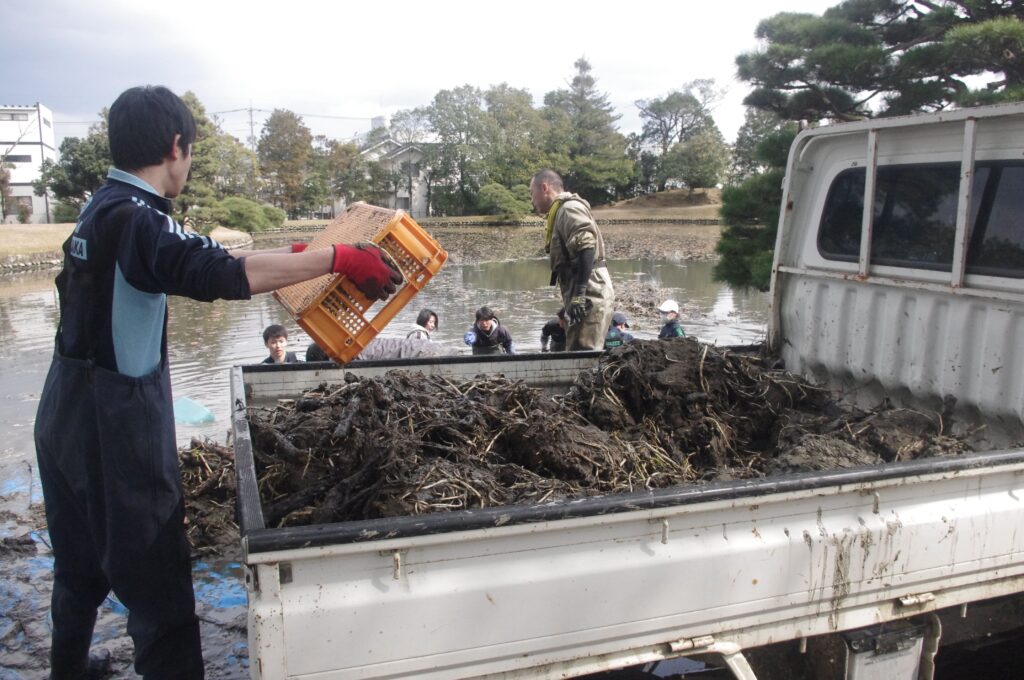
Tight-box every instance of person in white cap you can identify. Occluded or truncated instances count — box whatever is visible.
[658,300,686,339]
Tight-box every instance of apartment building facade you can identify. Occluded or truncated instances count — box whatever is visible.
[1,103,57,224]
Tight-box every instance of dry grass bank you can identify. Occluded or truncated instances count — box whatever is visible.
[0,223,75,256]
[0,224,251,263]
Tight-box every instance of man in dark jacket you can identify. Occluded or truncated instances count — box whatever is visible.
[540,308,567,352]
[262,324,300,364]
[463,306,515,355]
[33,85,402,679]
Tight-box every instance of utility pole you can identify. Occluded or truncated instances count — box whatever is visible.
[37,103,51,223]
[248,102,256,156]
[249,102,259,197]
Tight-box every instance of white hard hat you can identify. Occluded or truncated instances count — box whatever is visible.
[658,299,680,313]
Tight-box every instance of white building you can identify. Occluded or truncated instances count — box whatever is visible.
[360,139,430,218]
[1,103,57,224]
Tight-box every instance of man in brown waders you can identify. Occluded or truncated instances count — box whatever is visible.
[529,169,614,350]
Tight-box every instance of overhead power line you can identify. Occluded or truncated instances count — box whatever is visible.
[211,107,374,121]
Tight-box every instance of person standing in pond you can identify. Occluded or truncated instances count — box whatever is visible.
[407,308,438,341]
[540,308,567,352]
[261,324,299,364]
[529,169,614,351]
[464,306,515,355]
[33,85,402,679]
[604,311,635,350]
[658,299,686,339]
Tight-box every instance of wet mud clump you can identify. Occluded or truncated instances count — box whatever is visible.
[231,338,970,531]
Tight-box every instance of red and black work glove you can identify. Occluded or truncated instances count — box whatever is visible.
[332,242,404,301]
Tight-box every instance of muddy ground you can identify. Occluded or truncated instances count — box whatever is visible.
[431,222,721,265]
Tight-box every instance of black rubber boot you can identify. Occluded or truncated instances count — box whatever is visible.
[49,648,112,680]
[85,649,113,679]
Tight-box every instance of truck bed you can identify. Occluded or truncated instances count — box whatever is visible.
[231,355,1024,680]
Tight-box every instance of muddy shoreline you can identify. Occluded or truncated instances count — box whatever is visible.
[0,221,721,274]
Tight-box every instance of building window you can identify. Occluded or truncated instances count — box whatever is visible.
[0,113,29,121]
[4,196,32,217]
[818,162,1024,277]
[43,118,52,128]
[4,154,31,163]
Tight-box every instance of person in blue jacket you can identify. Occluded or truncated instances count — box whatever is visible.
[464,306,515,355]
[604,311,635,349]
[33,85,403,679]
[658,299,686,339]
[262,324,300,364]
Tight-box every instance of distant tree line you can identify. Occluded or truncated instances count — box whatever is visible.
[33,58,729,229]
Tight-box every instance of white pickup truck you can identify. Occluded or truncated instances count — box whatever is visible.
[230,102,1024,680]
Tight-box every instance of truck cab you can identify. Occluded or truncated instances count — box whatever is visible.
[769,102,1024,445]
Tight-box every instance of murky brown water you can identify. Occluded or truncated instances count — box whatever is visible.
[0,252,767,678]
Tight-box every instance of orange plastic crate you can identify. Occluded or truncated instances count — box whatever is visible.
[273,203,447,364]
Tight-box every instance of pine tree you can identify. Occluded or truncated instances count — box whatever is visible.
[542,58,633,204]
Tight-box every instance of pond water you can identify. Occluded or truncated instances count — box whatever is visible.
[0,257,768,469]
[0,255,767,678]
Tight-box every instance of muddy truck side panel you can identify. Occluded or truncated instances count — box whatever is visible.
[233,103,1024,679]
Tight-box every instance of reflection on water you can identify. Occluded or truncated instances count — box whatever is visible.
[0,258,767,461]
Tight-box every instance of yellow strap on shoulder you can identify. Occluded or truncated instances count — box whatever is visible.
[544,199,563,251]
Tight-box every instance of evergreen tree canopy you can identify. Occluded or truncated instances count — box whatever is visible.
[542,58,633,204]
[33,118,110,208]
[660,125,731,196]
[258,109,313,217]
[426,85,490,216]
[737,0,1024,121]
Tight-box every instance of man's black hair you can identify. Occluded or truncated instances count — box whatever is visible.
[531,168,563,191]
[416,308,438,329]
[108,85,196,171]
[263,324,288,343]
[475,306,496,322]
[556,307,566,320]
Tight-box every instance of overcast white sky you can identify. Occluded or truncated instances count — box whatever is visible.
[2,0,829,148]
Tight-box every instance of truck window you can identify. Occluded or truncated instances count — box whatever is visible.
[819,162,1024,277]
[965,164,1024,278]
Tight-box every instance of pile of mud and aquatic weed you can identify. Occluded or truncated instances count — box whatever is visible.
[188,338,970,534]
[178,439,239,555]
